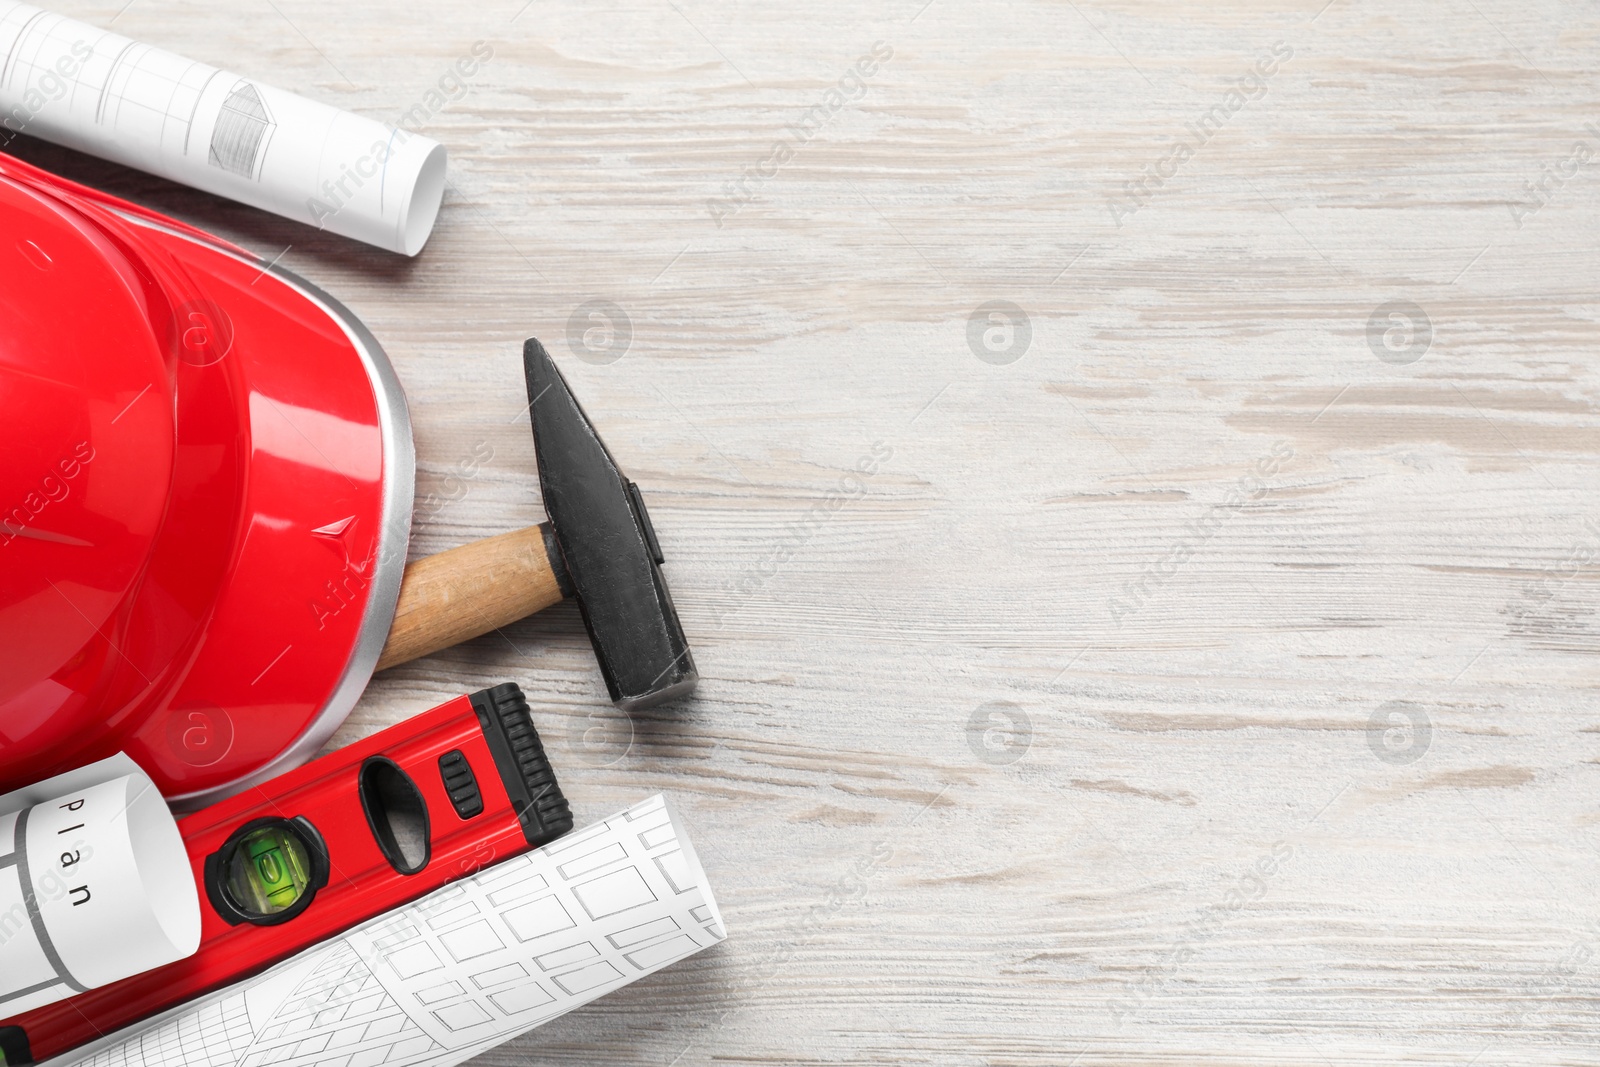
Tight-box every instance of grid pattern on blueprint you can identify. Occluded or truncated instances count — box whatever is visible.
[343,794,722,1050]
[78,991,254,1067]
[0,7,229,162]
[233,940,439,1067]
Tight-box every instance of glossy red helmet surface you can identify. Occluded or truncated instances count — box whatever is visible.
[0,152,413,805]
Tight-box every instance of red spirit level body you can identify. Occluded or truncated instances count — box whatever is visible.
[0,683,570,1065]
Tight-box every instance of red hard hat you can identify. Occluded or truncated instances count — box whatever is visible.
[0,152,414,806]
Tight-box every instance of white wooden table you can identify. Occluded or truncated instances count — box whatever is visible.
[19,1,1600,1062]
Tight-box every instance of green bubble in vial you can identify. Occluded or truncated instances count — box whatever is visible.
[226,825,312,915]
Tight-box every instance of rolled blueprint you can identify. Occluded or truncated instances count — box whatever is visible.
[0,2,447,254]
[0,756,201,1017]
[51,794,725,1067]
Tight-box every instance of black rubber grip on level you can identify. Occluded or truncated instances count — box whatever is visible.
[469,682,574,847]
[438,750,485,819]
[0,1025,34,1065]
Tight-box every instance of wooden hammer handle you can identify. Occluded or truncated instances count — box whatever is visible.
[376,523,569,671]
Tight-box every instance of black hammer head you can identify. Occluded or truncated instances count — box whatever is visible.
[523,338,697,711]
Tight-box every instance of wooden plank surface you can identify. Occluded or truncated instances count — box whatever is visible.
[15,0,1600,1062]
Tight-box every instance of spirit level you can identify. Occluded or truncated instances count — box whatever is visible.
[0,683,571,1065]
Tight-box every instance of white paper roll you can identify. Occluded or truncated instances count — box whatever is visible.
[0,764,200,1017]
[0,2,447,255]
[49,795,724,1067]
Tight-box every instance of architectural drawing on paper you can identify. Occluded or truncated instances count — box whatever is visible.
[66,795,723,1067]
[208,82,274,179]
[0,1,450,253]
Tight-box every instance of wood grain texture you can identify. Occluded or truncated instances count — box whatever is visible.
[14,0,1600,1062]
[377,524,565,670]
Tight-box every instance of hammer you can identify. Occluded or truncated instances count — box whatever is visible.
[374,338,697,711]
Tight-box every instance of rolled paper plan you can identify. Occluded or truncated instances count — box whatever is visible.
[0,2,448,254]
[48,794,725,1067]
[0,756,201,1017]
